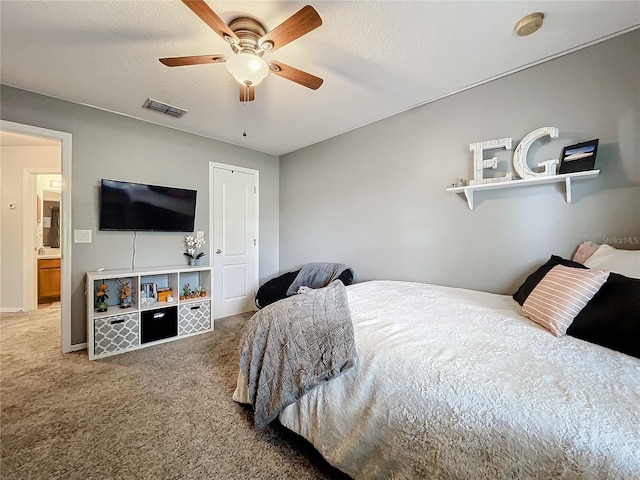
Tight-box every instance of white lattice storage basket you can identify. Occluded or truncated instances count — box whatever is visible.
[178,300,211,336]
[94,312,140,356]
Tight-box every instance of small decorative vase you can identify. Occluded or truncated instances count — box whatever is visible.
[97,301,108,313]
[189,258,200,266]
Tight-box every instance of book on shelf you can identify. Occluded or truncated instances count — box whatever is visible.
[140,282,157,305]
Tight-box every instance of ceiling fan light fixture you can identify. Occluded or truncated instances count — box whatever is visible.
[162,2,324,101]
[226,52,269,87]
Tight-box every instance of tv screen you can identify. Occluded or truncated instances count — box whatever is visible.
[99,179,197,232]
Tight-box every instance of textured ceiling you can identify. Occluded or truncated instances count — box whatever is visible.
[1,1,639,156]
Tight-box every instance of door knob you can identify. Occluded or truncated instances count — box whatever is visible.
[216,249,222,254]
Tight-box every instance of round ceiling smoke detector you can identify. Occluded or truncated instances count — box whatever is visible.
[515,12,544,37]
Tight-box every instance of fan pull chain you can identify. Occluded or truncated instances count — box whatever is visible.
[242,85,248,137]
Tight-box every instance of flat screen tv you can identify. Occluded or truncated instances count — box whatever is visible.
[99,179,197,232]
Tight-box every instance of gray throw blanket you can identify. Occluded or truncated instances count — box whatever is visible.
[238,280,357,431]
[286,262,353,296]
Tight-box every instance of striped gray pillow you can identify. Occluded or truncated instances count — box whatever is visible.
[521,265,609,336]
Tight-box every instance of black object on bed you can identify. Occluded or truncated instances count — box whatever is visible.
[255,263,355,309]
[255,270,301,309]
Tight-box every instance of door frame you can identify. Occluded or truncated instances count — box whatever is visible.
[208,162,259,318]
[1,120,73,353]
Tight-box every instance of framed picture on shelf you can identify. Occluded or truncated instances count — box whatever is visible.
[558,139,599,174]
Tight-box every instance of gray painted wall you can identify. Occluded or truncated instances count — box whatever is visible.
[280,31,640,294]
[0,86,279,345]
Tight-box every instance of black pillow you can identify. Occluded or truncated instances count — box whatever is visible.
[336,268,354,286]
[567,273,640,359]
[255,270,300,309]
[512,255,588,306]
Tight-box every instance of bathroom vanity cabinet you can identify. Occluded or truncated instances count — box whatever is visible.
[38,258,61,303]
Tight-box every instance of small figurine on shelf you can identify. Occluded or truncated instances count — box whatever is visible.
[96,283,109,312]
[453,178,467,188]
[181,283,191,300]
[117,280,132,309]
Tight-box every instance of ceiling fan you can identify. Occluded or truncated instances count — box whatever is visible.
[160,0,323,102]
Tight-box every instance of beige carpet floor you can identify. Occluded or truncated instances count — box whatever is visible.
[0,307,350,480]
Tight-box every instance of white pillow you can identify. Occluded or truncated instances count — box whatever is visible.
[572,241,600,264]
[584,244,640,279]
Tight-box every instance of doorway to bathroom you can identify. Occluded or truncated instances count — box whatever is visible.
[34,173,63,307]
[0,120,73,353]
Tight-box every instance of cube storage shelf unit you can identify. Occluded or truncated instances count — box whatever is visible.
[446,170,600,209]
[86,265,213,360]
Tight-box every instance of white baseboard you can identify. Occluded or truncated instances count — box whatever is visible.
[1,308,22,313]
[70,342,87,352]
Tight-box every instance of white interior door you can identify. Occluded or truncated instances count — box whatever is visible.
[211,165,258,318]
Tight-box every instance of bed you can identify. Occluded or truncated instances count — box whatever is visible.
[235,246,640,479]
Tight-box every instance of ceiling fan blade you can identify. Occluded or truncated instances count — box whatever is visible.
[182,0,239,44]
[258,5,322,52]
[268,61,323,90]
[239,85,255,102]
[159,54,226,67]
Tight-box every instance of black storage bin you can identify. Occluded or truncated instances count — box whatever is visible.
[141,306,178,344]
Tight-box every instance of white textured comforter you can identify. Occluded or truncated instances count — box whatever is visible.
[278,281,640,480]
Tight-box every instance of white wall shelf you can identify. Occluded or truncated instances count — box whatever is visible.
[446,170,600,210]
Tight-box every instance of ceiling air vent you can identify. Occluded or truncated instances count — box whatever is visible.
[142,98,188,119]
